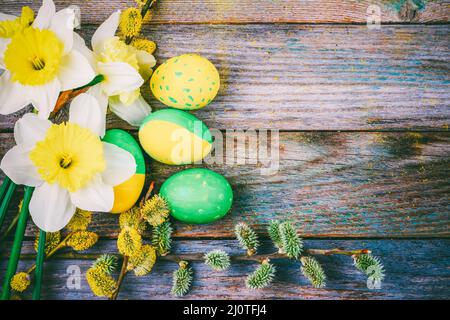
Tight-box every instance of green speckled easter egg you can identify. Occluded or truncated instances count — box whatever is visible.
[160,168,233,224]
[102,129,146,213]
[150,54,220,110]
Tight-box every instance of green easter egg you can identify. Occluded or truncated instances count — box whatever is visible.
[150,54,220,110]
[138,109,213,165]
[160,168,233,224]
[102,129,146,213]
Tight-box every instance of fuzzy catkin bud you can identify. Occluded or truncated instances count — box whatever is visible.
[300,256,326,288]
[67,231,98,251]
[117,226,142,257]
[86,267,117,298]
[246,259,275,290]
[141,194,170,227]
[131,38,156,54]
[66,209,93,231]
[119,207,146,232]
[10,272,30,292]
[152,221,172,256]
[34,231,61,255]
[235,222,259,256]
[267,220,283,252]
[353,254,385,281]
[128,245,157,276]
[204,250,231,271]
[279,221,303,259]
[93,254,118,275]
[119,8,143,39]
[171,261,193,297]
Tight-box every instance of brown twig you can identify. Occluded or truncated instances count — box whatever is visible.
[140,181,155,206]
[111,256,129,300]
[15,248,371,263]
[25,234,73,274]
[51,87,90,117]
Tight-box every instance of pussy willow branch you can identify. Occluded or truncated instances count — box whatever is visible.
[110,181,155,300]
[15,248,371,263]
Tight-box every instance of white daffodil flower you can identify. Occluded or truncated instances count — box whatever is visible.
[0,93,136,232]
[0,0,95,119]
[81,11,156,129]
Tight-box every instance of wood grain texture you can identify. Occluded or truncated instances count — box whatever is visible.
[1,24,449,131]
[1,0,449,24]
[1,131,449,238]
[2,239,449,299]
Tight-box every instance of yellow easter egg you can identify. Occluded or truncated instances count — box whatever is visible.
[138,109,213,165]
[150,54,220,110]
[102,129,146,214]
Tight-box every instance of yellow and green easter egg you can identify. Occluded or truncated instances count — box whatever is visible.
[103,129,146,214]
[160,168,233,224]
[139,109,213,165]
[150,54,220,110]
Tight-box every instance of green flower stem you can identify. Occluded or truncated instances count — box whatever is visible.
[32,230,46,300]
[0,176,11,203]
[75,74,105,91]
[141,0,157,19]
[0,179,16,232]
[1,186,33,300]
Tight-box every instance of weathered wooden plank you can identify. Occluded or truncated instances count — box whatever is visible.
[1,0,449,24]
[1,25,449,131]
[2,239,449,299]
[1,131,449,238]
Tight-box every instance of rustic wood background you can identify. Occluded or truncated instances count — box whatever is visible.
[0,0,449,299]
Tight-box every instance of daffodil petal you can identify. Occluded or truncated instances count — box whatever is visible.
[14,113,51,149]
[69,93,104,137]
[29,182,76,232]
[33,0,56,29]
[136,50,156,81]
[0,13,17,21]
[0,71,31,115]
[58,50,96,91]
[109,95,152,127]
[98,61,144,97]
[87,86,108,136]
[73,32,96,69]
[28,78,61,119]
[50,8,75,54]
[0,38,11,68]
[102,142,136,186]
[91,10,120,54]
[70,174,114,212]
[0,145,43,187]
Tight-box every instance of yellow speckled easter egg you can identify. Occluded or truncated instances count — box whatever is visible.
[150,54,220,110]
